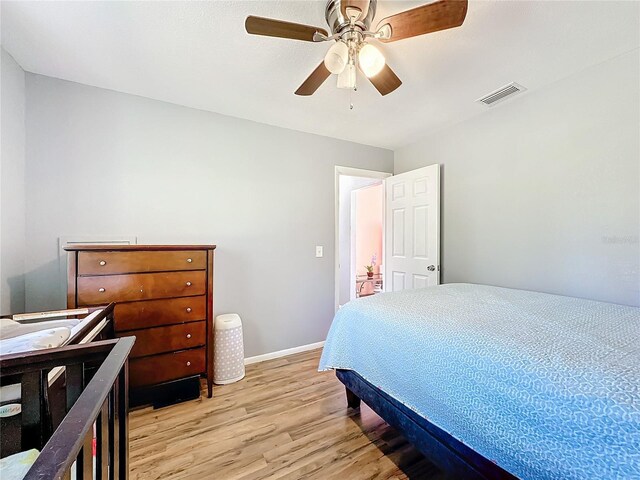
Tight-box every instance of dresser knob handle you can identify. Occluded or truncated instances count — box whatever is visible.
[186,333,192,339]
[186,361,191,366]
[187,258,193,263]
[99,260,106,266]
[98,288,105,293]
[186,281,192,287]
[186,307,192,313]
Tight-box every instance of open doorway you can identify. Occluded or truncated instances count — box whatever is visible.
[335,167,391,310]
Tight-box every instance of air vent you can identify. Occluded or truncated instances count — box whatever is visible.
[477,82,526,106]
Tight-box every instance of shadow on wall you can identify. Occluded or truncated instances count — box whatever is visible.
[23,257,64,312]
[211,245,261,356]
[3,274,26,315]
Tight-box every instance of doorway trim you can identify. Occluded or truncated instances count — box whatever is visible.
[334,166,392,313]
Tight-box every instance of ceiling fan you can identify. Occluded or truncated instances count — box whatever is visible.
[245,0,468,96]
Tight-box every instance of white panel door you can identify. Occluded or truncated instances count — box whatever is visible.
[384,164,440,291]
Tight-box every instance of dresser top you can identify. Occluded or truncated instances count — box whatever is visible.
[64,244,216,252]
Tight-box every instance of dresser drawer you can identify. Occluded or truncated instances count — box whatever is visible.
[77,271,206,305]
[123,321,206,358]
[113,296,206,332]
[77,250,206,276]
[129,348,206,387]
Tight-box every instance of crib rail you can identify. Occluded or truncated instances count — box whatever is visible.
[0,337,134,480]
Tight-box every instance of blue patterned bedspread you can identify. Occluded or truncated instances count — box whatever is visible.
[319,284,640,479]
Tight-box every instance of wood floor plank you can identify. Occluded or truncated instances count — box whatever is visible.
[130,348,444,479]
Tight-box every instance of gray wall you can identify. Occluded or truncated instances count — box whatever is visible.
[24,74,393,356]
[395,51,640,307]
[0,47,26,314]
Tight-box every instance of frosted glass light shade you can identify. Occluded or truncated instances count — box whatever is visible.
[324,41,349,74]
[359,43,385,78]
[337,63,356,89]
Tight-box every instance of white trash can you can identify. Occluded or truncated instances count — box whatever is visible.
[214,314,245,384]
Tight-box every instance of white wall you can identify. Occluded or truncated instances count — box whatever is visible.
[395,51,640,307]
[24,74,393,356]
[0,47,26,314]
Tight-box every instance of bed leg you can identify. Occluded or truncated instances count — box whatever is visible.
[345,387,361,409]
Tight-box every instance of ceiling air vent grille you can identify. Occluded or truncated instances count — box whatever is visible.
[477,82,526,106]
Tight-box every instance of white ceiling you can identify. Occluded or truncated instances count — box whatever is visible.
[1,1,639,149]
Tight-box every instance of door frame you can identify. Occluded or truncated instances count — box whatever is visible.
[334,166,392,312]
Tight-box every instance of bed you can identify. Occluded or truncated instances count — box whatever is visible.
[319,283,640,479]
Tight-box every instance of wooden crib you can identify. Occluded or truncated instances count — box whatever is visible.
[0,332,134,479]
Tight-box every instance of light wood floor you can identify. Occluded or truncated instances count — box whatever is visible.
[130,349,447,480]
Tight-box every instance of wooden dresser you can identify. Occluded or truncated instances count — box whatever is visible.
[65,245,215,405]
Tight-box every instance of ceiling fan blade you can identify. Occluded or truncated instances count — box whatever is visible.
[245,16,328,42]
[295,62,331,96]
[376,0,468,43]
[340,0,370,20]
[367,64,402,96]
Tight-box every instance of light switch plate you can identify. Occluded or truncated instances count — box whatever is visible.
[315,246,323,258]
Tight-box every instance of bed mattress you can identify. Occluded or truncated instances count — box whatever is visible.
[319,283,640,479]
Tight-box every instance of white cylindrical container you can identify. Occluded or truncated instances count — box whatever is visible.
[214,313,245,385]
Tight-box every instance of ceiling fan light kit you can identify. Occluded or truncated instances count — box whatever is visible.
[245,0,468,97]
[324,41,349,74]
[337,63,357,90]
[358,43,385,78]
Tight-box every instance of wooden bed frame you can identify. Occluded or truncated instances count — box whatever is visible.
[336,369,519,480]
[0,336,134,480]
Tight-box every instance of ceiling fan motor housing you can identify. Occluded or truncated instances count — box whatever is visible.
[244,0,468,96]
[325,0,377,36]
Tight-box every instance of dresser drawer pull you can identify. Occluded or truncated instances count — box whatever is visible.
[98,288,106,293]
[186,333,192,339]
[187,258,193,263]
[186,281,192,287]
[186,307,192,313]
[99,260,106,266]
[186,361,191,366]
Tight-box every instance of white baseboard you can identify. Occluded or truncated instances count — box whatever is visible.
[244,341,325,366]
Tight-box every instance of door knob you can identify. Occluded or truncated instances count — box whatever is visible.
[98,288,106,293]
[427,265,436,272]
[99,260,106,266]
[186,307,192,313]
[187,258,192,263]
[186,281,192,287]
